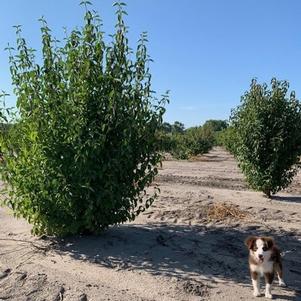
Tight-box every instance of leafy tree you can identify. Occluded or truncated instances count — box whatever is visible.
[0,2,168,235]
[202,119,228,133]
[172,121,185,133]
[158,120,217,159]
[161,122,173,133]
[216,126,239,155]
[169,133,190,159]
[185,126,214,155]
[231,78,301,197]
[202,119,228,146]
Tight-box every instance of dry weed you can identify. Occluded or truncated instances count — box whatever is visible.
[207,202,248,221]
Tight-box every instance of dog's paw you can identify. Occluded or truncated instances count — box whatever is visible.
[279,280,286,287]
[253,291,261,297]
[265,292,273,299]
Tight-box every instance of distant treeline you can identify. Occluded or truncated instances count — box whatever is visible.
[157,119,228,159]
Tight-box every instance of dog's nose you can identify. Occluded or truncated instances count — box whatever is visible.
[259,254,263,259]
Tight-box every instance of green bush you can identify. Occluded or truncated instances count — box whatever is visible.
[185,126,214,156]
[157,131,189,159]
[216,126,239,155]
[158,124,214,160]
[231,78,301,197]
[170,134,191,159]
[202,119,228,133]
[156,131,177,154]
[0,2,168,235]
[199,119,228,147]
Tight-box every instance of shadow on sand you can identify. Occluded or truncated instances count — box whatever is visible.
[272,195,301,204]
[53,223,301,299]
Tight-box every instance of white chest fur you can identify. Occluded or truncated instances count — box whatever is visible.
[250,261,273,276]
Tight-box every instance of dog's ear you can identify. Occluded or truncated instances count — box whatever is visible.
[263,237,274,249]
[245,236,256,249]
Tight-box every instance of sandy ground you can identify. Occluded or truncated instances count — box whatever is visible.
[0,147,300,301]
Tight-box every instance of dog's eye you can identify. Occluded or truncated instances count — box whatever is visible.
[263,247,267,251]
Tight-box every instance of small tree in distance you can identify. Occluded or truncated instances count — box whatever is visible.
[172,121,185,133]
[231,78,301,197]
[0,1,168,235]
[216,126,239,155]
[202,119,228,133]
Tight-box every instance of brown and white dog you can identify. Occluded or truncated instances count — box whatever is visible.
[245,236,286,299]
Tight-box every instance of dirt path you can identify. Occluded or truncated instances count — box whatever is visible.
[0,147,300,300]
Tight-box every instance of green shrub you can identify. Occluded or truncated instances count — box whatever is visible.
[217,126,239,155]
[0,2,168,235]
[170,134,190,159]
[157,121,216,160]
[157,131,173,153]
[202,119,228,133]
[158,124,214,160]
[231,78,301,197]
[200,119,228,147]
[185,126,214,156]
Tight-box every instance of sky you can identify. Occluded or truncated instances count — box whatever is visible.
[0,0,301,128]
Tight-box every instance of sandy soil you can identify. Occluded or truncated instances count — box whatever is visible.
[0,147,300,301]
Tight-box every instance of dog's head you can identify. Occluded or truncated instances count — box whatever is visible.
[245,236,274,263]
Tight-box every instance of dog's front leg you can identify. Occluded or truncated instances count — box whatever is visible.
[251,271,260,297]
[264,272,274,299]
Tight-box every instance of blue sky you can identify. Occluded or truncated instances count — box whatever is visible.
[0,0,300,128]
